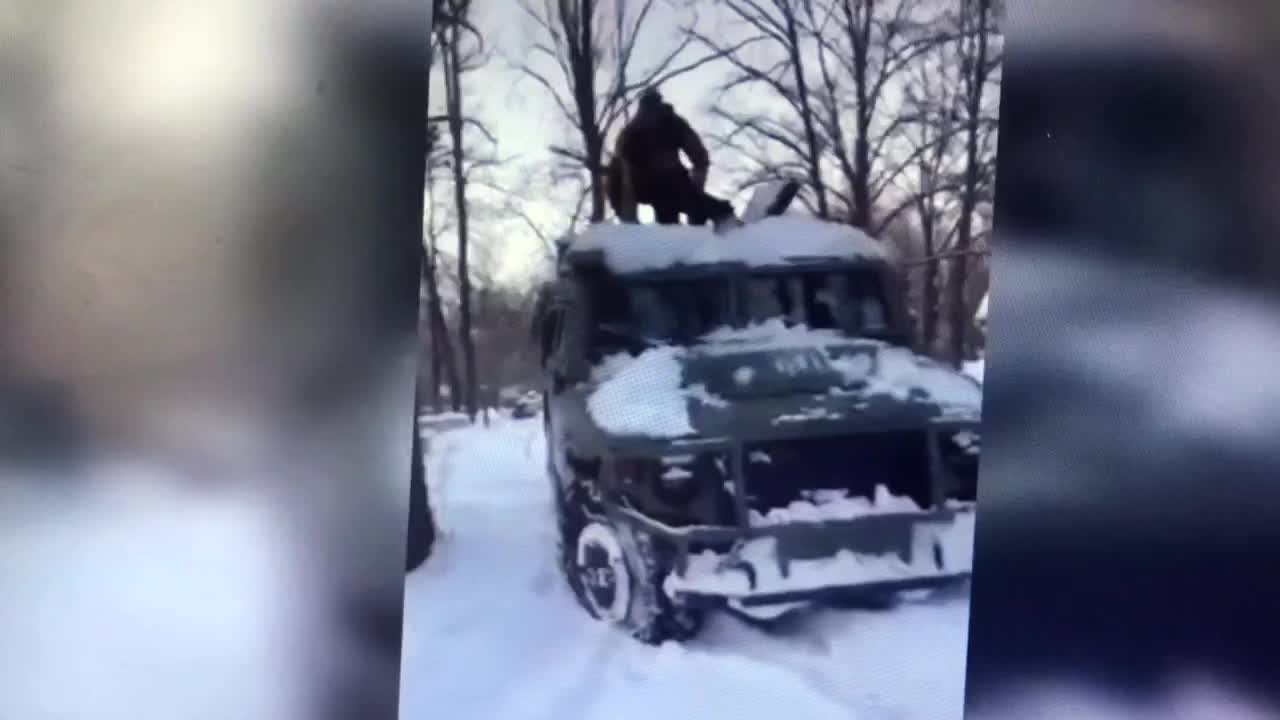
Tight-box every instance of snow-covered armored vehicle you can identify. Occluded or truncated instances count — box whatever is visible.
[536,217,982,643]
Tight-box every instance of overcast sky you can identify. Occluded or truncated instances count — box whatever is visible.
[427,2,980,288]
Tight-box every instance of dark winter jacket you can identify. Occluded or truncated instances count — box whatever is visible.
[615,101,710,176]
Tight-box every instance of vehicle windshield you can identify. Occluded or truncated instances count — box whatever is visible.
[593,276,735,347]
[742,269,890,335]
[587,267,891,351]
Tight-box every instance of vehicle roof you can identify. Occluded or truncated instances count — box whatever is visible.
[560,216,892,277]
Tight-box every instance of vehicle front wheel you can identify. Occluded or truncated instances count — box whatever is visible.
[558,480,704,644]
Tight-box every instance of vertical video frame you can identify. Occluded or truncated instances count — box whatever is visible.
[406,1,1002,719]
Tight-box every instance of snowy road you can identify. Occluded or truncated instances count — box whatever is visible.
[401,415,971,720]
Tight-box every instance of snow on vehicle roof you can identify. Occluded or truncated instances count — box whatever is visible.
[566,216,889,274]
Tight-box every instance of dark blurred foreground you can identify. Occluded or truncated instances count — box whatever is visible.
[968,1,1280,716]
[0,2,427,719]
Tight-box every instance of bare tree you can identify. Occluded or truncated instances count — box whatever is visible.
[471,163,590,267]
[896,19,965,352]
[945,0,1000,364]
[688,0,830,217]
[423,172,464,411]
[516,0,741,223]
[433,0,501,419]
[798,0,937,229]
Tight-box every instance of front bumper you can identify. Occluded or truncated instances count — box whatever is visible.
[613,505,975,607]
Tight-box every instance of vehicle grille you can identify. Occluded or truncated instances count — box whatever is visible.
[741,431,935,517]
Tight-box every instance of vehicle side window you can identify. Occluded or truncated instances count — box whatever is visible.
[849,273,889,332]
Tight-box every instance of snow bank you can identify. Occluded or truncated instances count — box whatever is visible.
[748,484,923,526]
[568,217,887,273]
[587,347,695,438]
[665,510,975,598]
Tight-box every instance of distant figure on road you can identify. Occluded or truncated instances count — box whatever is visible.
[605,87,738,230]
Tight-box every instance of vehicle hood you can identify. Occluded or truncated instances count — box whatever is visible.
[583,323,982,444]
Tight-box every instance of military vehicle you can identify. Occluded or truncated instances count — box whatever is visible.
[535,216,982,643]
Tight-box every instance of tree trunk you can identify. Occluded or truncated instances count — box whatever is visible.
[428,279,462,412]
[586,133,605,223]
[783,5,828,219]
[921,202,939,352]
[443,16,478,419]
[948,0,990,366]
[847,0,874,230]
[406,405,435,570]
[571,0,605,223]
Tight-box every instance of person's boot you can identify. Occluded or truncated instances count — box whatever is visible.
[709,199,743,233]
[712,213,744,233]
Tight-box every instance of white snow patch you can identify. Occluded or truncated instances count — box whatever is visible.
[662,467,694,481]
[700,318,848,351]
[587,347,694,438]
[585,349,742,438]
[749,484,923,526]
[685,383,730,408]
[839,344,982,412]
[773,406,843,424]
[740,179,793,224]
[727,600,809,621]
[952,429,980,456]
[666,511,975,598]
[568,216,887,274]
[962,358,985,384]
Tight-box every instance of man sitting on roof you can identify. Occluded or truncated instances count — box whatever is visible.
[605,87,739,231]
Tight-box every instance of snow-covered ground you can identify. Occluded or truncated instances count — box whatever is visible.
[401,415,971,720]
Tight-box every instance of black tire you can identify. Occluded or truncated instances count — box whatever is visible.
[556,472,705,644]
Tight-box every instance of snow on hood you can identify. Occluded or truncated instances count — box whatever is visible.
[587,346,697,438]
[699,320,982,412]
[568,217,888,273]
[586,321,981,439]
